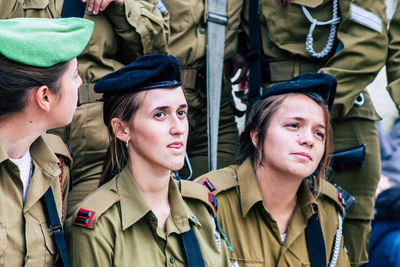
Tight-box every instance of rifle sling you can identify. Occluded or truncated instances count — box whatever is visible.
[305,213,327,267]
[180,224,206,267]
[61,0,87,18]
[42,188,70,267]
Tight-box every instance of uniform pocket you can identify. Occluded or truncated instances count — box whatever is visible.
[40,223,57,265]
[230,257,264,267]
[23,0,49,10]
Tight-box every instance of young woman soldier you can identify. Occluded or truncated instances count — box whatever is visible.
[65,54,233,266]
[197,73,351,266]
[0,18,93,266]
[239,0,387,264]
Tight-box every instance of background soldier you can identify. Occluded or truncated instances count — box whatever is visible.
[241,0,388,265]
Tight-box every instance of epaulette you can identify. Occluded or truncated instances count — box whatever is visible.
[180,180,218,217]
[195,167,239,196]
[320,180,355,217]
[42,133,72,165]
[72,190,120,229]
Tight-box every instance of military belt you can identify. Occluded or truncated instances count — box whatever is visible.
[78,83,103,105]
[263,60,325,83]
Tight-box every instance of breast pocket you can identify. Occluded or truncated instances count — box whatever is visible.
[230,256,264,267]
[40,223,57,266]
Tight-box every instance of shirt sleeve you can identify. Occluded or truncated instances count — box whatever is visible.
[65,215,115,267]
[386,3,400,114]
[104,0,170,57]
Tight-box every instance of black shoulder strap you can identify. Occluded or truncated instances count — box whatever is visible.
[247,0,262,107]
[305,212,326,267]
[42,188,70,267]
[61,0,87,18]
[180,224,206,267]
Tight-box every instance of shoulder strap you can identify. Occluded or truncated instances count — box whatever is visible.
[305,211,326,267]
[42,188,70,267]
[320,180,354,217]
[196,168,239,195]
[180,180,218,216]
[247,0,262,107]
[180,224,206,267]
[61,0,87,18]
[72,190,119,229]
[42,133,72,164]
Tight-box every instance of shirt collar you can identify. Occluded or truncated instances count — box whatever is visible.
[0,135,60,174]
[237,158,318,218]
[237,158,264,217]
[117,166,200,231]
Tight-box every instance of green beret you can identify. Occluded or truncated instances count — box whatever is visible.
[0,18,94,67]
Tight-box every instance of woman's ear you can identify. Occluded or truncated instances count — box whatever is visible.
[111,118,130,142]
[250,130,259,149]
[34,85,54,112]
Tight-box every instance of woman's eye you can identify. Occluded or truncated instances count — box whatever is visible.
[286,123,298,129]
[154,112,166,119]
[315,131,325,140]
[177,110,186,118]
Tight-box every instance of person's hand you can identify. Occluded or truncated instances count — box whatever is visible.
[228,53,249,98]
[83,0,124,15]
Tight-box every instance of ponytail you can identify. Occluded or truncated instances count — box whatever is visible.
[99,92,142,186]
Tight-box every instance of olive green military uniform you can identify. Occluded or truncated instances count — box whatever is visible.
[242,0,387,264]
[387,2,400,110]
[0,134,71,266]
[65,166,232,266]
[196,158,350,267]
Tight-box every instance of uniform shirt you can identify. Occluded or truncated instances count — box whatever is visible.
[65,166,232,267]
[197,158,350,267]
[0,135,70,267]
[242,0,387,119]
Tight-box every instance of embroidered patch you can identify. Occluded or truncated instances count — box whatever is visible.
[74,208,95,227]
[200,178,217,192]
[337,191,345,209]
[208,192,218,213]
[350,4,382,33]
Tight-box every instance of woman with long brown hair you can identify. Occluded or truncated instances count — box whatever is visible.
[65,54,232,266]
[0,17,93,266]
[197,73,351,266]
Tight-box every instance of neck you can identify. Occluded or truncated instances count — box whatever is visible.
[0,112,45,158]
[128,156,171,231]
[255,164,302,234]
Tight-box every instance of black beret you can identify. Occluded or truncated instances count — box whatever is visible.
[94,54,182,94]
[260,73,336,110]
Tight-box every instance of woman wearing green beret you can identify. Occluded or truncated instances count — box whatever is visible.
[0,17,93,266]
[65,54,233,267]
[196,73,351,266]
